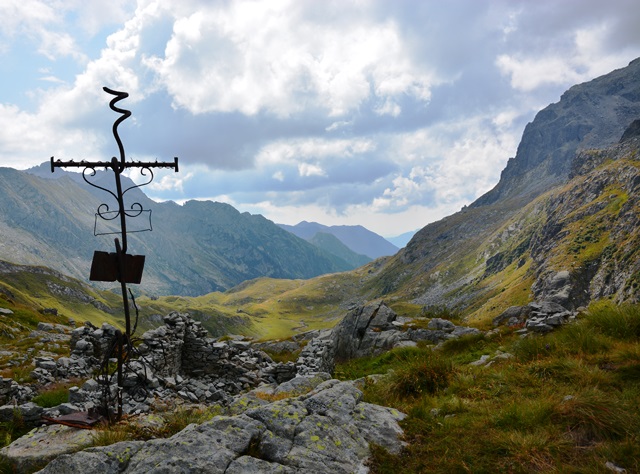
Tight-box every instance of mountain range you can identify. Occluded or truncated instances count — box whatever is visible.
[1,58,639,336]
[0,165,393,297]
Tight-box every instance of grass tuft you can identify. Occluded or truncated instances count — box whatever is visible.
[32,382,73,408]
[386,352,454,398]
[585,302,640,340]
[553,390,634,443]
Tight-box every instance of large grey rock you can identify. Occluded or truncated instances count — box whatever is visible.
[493,300,574,334]
[331,301,402,361]
[124,415,265,473]
[226,456,296,473]
[324,301,483,367]
[493,305,532,327]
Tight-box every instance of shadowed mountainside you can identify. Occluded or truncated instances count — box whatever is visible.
[0,168,356,297]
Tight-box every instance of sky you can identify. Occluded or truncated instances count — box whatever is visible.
[1,1,640,238]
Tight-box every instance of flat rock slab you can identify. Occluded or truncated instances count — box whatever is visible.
[36,378,406,473]
[0,423,94,473]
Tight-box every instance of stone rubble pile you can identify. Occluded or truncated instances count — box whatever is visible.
[492,300,577,333]
[28,321,119,386]
[295,330,334,375]
[56,312,307,416]
[0,376,34,406]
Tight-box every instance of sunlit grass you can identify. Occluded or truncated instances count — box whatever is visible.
[349,302,640,473]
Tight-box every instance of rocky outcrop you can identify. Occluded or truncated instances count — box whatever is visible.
[529,136,640,306]
[36,377,405,474]
[298,301,482,374]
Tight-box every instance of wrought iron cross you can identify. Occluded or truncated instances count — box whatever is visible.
[51,87,179,420]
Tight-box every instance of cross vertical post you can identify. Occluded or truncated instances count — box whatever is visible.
[51,87,179,421]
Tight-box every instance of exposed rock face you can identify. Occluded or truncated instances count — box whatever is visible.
[37,377,405,474]
[476,57,640,207]
[620,118,640,142]
[0,424,94,473]
[332,301,400,361]
[529,136,640,306]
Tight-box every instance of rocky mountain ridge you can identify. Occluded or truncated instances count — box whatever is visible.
[475,57,640,207]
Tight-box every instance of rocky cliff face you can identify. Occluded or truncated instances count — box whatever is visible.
[475,57,640,207]
[367,58,640,320]
[529,136,640,306]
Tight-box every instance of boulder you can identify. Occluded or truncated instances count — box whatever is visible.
[331,301,402,361]
[492,305,532,327]
[326,301,483,365]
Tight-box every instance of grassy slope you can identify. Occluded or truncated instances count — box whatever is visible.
[336,302,640,473]
[137,264,383,340]
[0,267,124,329]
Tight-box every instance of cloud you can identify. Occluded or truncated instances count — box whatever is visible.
[142,0,436,117]
[1,0,640,238]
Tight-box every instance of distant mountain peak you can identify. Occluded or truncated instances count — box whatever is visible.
[278,221,398,259]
